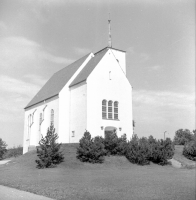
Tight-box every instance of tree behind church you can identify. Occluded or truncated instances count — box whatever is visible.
[35,125,64,168]
[0,138,7,160]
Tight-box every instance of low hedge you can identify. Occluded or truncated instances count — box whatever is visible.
[77,131,174,166]
[3,146,23,159]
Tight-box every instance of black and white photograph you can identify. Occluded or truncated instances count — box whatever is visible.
[0,0,195,199]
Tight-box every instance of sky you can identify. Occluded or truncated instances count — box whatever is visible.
[0,0,195,147]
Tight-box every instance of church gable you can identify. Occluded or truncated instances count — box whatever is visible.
[69,48,108,88]
[87,48,130,87]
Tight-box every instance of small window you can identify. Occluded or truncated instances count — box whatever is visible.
[114,101,118,120]
[109,71,111,80]
[51,109,54,126]
[102,100,107,119]
[72,131,75,137]
[108,100,113,119]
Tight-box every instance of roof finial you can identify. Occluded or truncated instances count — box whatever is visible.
[108,13,112,48]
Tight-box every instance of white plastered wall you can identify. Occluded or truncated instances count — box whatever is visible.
[69,82,87,142]
[58,53,93,143]
[23,97,59,154]
[110,49,126,75]
[86,49,133,140]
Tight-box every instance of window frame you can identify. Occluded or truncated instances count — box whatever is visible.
[114,101,119,120]
[51,109,54,126]
[108,100,113,119]
[102,100,107,119]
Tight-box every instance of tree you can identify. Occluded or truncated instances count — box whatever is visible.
[173,129,193,145]
[0,138,7,160]
[76,131,106,163]
[132,120,135,134]
[192,130,196,140]
[35,125,64,168]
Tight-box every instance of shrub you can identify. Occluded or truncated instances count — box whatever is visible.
[125,135,174,166]
[115,134,128,156]
[173,129,194,145]
[0,138,7,160]
[104,130,119,155]
[35,125,64,169]
[77,131,106,163]
[183,140,196,161]
[3,146,23,159]
[149,137,174,165]
[125,135,150,165]
[104,130,128,156]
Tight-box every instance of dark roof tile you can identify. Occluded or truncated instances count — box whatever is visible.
[25,53,90,109]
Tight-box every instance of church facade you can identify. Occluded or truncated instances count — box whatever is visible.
[23,47,133,154]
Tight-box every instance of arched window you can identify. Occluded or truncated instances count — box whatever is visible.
[51,109,54,125]
[29,114,32,125]
[27,115,30,138]
[102,100,107,119]
[114,101,118,120]
[108,100,113,119]
[39,113,42,130]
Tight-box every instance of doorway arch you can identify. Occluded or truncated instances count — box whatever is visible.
[104,126,117,138]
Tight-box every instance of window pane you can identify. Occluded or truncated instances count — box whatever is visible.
[108,113,113,119]
[108,101,113,106]
[114,108,118,113]
[102,106,106,112]
[114,114,118,119]
[102,112,107,118]
[102,100,107,106]
[108,107,112,112]
[114,101,118,107]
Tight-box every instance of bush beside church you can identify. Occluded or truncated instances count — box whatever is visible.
[77,131,174,166]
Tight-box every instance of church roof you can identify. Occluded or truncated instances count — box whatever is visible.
[25,53,90,109]
[25,47,115,109]
[69,48,108,87]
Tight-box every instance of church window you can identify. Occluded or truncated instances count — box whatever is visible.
[27,115,30,139]
[29,114,32,125]
[114,101,119,120]
[39,113,42,130]
[72,131,75,137]
[108,101,113,119]
[109,71,112,80]
[51,109,54,126]
[102,100,107,119]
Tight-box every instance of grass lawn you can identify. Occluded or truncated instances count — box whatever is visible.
[0,144,195,200]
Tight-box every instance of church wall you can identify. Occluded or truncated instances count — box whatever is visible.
[23,98,59,154]
[58,88,70,143]
[70,82,87,142]
[110,49,126,75]
[86,49,133,140]
[58,53,93,143]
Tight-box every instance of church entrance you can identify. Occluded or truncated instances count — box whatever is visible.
[104,126,117,137]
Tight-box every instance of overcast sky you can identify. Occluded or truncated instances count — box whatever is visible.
[0,0,195,147]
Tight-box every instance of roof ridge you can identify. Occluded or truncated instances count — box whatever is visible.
[69,48,108,87]
[53,53,91,75]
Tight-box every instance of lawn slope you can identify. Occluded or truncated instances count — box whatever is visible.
[173,145,196,169]
[0,144,195,200]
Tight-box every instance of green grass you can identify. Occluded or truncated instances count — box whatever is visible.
[173,145,196,169]
[0,144,195,200]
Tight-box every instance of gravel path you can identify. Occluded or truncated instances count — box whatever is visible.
[0,185,54,200]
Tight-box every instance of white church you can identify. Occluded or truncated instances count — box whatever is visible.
[23,23,133,154]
